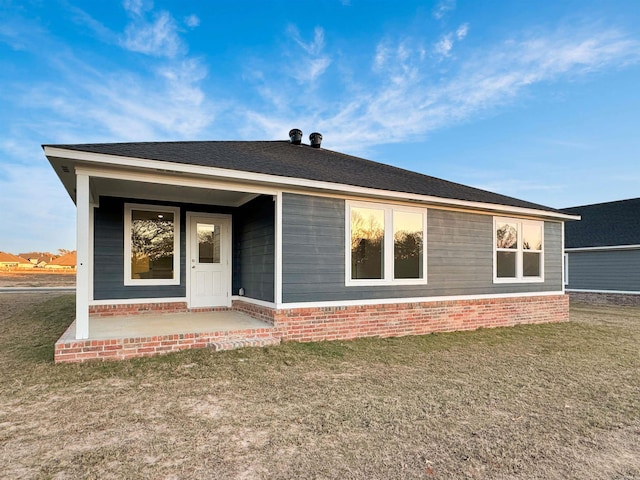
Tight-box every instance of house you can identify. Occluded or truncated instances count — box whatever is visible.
[19,252,56,267]
[44,130,578,362]
[45,251,77,270]
[0,252,35,269]
[562,198,640,305]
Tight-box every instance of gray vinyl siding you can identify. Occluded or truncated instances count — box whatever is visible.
[93,197,237,301]
[93,197,187,300]
[233,195,275,302]
[567,249,640,292]
[281,193,563,303]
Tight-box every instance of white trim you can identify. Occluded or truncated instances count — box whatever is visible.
[565,244,640,252]
[124,203,181,286]
[75,173,90,339]
[89,204,95,301]
[275,193,283,306]
[89,297,187,306]
[185,212,232,308]
[279,290,566,310]
[493,216,545,284]
[45,146,578,221]
[74,165,279,201]
[566,289,640,295]
[562,223,566,291]
[346,200,428,286]
[231,295,276,308]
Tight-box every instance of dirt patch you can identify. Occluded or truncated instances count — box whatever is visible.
[0,294,639,479]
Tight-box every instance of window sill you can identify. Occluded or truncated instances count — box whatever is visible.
[346,279,428,287]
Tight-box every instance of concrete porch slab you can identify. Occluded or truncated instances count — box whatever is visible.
[55,310,281,363]
[59,310,272,342]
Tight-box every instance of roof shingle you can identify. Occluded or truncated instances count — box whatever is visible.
[561,198,640,248]
[46,140,560,213]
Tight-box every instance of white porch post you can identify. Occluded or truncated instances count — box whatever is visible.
[274,192,283,308]
[75,173,90,339]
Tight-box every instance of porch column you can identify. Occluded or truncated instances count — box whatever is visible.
[75,173,90,339]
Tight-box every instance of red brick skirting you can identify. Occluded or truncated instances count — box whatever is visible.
[568,291,640,306]
[57,294,568,363]
[269,294,569,342]
[54,328,281,363]
[89,302,234,317]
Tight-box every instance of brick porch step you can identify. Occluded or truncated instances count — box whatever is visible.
[212,335,281,351]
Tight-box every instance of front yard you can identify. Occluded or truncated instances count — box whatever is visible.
[0,293,638,479]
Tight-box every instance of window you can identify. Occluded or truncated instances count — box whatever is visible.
[124,204,180,286]
[494,217,543,283]
[347,201,426,286]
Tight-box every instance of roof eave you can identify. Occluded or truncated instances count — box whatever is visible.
[43,146,579,221]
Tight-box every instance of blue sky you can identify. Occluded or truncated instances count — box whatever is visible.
[1,0,640,253]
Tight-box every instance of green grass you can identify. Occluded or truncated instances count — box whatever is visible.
[1,294,639,479]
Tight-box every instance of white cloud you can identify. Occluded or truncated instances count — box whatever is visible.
[184,14,200,28]
[434,34,453,56]
[433,0,456,20]
[122,11,184,58]
[285,25,332,84]
[456,23,469,40]
[240,27,640,153]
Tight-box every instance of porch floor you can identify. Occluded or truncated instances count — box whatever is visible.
[59,310,274,342]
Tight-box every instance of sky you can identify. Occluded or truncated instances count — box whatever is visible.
[1,0,640,253]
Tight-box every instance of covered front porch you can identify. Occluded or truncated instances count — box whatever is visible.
[44,148,282,348]
[55,309,281,363]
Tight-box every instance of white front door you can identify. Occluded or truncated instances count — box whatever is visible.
[187,214,231,308]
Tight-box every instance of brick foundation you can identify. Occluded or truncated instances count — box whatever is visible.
[89,302,234,317]
[568,291,640,307]
[57,294,568,363]
[54,327,281,363]
[270,294,569,343]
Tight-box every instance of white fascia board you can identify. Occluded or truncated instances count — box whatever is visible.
[74,165,279,198]
[565,244,640,252]
[45,146,579,221]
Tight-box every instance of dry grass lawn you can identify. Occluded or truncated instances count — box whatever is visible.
[0,294,639,479]
[0,271,75,288]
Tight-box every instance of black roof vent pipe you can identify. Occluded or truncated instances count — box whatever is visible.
[289,128,303,145]
[309,132,322,148]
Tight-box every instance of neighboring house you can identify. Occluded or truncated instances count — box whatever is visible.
[44,130,577,362]
[45,251,77,270]
[19,252,56,267]
[0,252,35,269]
[562,198,640,305]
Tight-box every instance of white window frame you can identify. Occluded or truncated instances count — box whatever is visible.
[564,253,569,286]
[346,200,428,287]
[124,203,181,286]
[493,216,544,284]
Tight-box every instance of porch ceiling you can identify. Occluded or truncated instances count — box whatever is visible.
[90,176,259,207]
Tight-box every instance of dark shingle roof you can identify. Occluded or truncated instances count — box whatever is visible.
[561,198,640,248]
[47,140,559,213]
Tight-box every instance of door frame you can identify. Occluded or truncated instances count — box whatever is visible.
[185,212,233,308]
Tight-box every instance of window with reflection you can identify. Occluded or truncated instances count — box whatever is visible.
[125,204,180,285]
[197,223,221,264]
[494,217,543,282]
[348,202,426,285]
[393,211,423,279]
[351,207,384,279]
